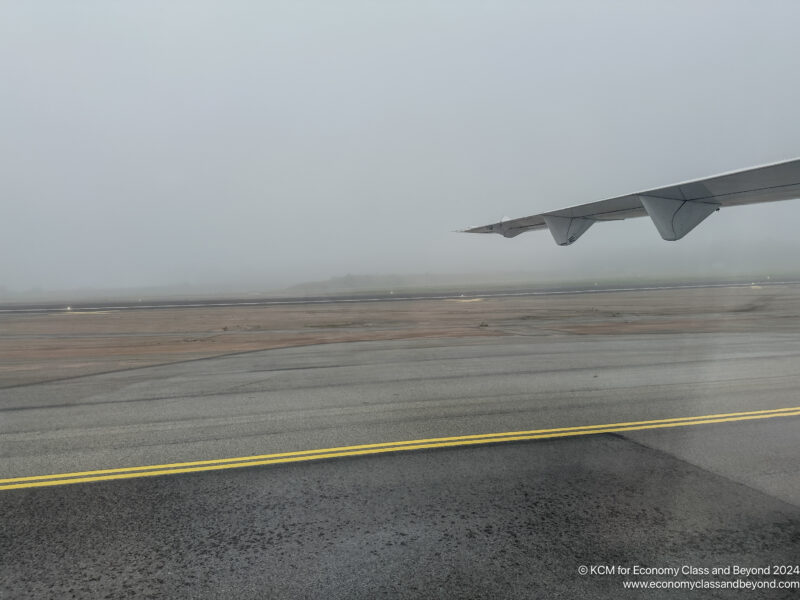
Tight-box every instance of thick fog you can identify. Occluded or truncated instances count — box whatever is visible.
[3,1,800,296]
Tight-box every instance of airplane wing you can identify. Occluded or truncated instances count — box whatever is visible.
[461,158,800,245]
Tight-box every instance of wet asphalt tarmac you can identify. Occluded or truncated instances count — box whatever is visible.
[2,329,800,598]
[3,433,799,599]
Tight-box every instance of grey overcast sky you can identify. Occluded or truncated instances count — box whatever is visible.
[3,1,800,293]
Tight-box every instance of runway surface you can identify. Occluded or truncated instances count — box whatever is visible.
[2,278,796,314]
[2,302,800,597]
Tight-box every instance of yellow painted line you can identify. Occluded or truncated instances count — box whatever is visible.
[3,405,796,484]
[2,406,799,490]
[4,405,797,484]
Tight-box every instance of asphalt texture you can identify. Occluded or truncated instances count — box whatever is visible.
[2,320,800,597]
[3,435,799,599]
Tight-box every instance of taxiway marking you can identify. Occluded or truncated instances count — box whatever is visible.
[2,406,798,490]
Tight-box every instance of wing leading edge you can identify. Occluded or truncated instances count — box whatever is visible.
[462,158,800,245]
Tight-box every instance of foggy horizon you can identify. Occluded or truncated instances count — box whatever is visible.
[4,1,800,295]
